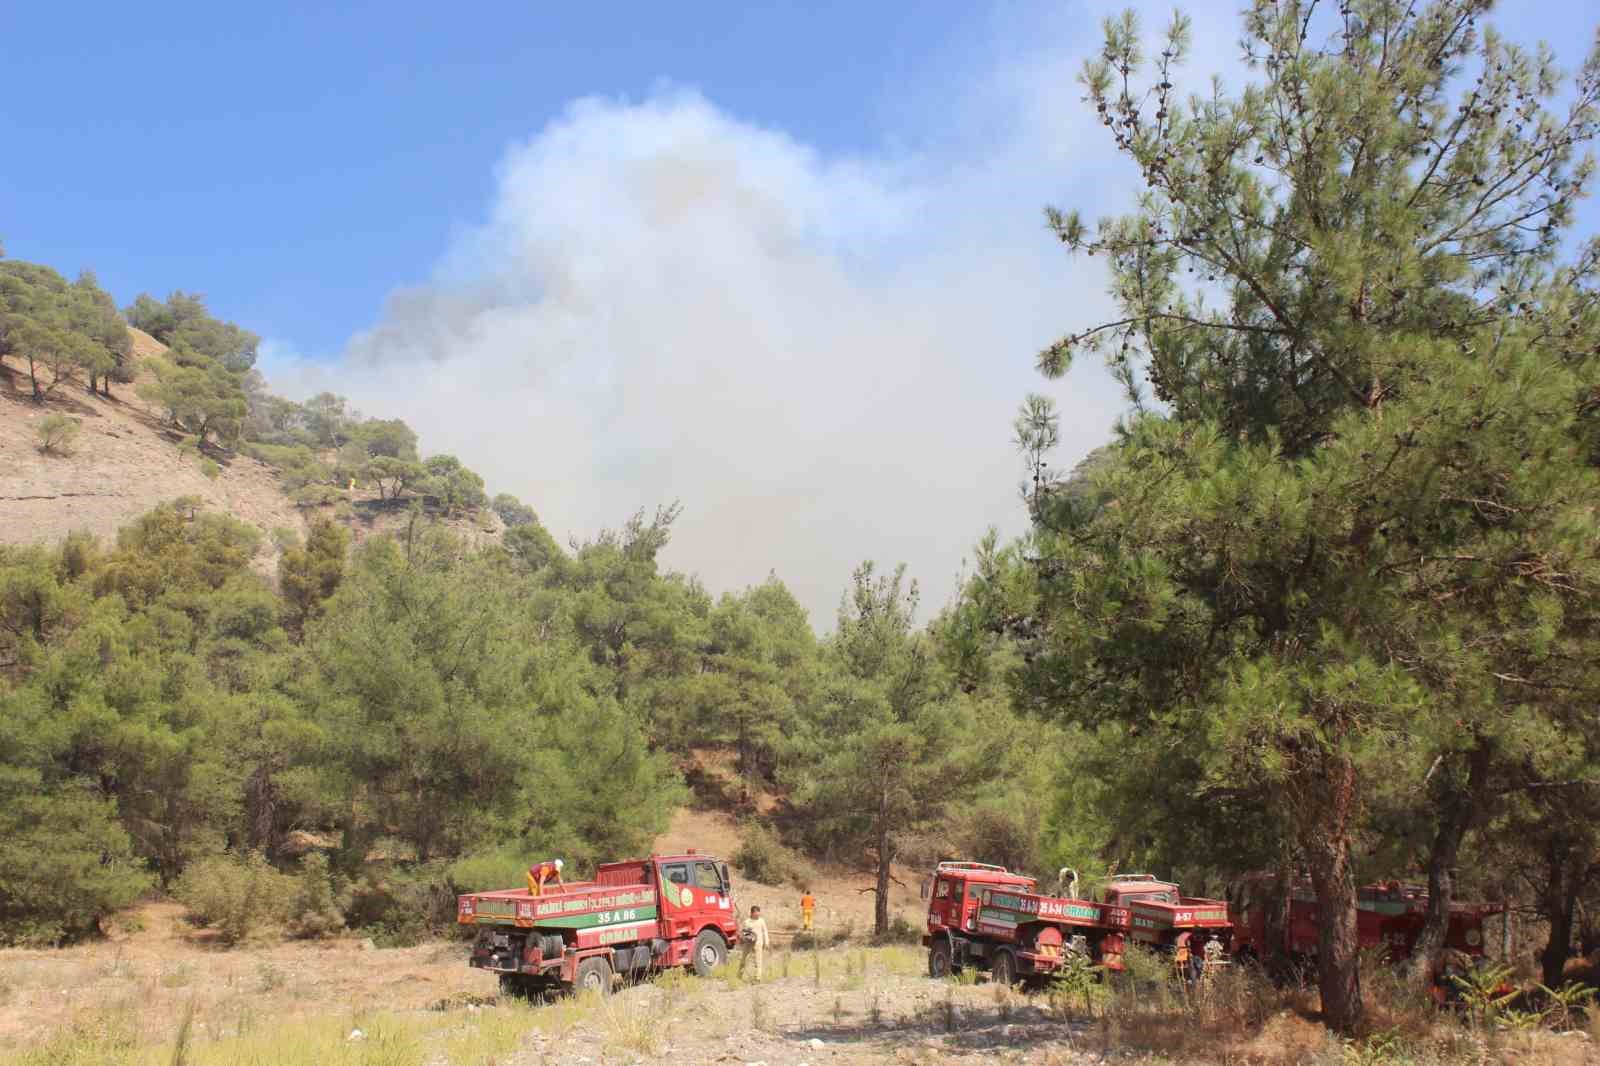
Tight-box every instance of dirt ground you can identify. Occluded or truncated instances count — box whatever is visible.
[495,958,1103,1066]
[0,908,1099,1065]
[5,897,1598,1065]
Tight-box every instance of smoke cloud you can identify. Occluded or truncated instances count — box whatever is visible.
[265,6,1239,625]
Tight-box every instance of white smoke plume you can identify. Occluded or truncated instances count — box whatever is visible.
[265,4,1247,625]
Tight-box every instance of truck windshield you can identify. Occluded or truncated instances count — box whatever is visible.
[693,861,722,891]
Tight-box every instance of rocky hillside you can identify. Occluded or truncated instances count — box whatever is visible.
[0,327,502,574]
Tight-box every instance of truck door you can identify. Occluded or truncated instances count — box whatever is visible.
[932,877,962,931]
[658,861,697,940]
[691,859,734,931]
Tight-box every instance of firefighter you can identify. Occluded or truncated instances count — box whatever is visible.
[526,859,564,896]
[739,905,771,980]
[1203,934,1225,970]
[799,887,816,933]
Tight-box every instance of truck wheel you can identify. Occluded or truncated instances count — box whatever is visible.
[498,973,526,998]
[692,929,727,976]
[991,948,1018,986]
[928,939,953,979]
[574,956,613,997]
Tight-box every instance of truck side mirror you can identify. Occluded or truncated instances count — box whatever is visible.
[920,878,931,901]
[720,863,731,892]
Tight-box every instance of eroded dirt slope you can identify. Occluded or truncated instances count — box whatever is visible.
[0,329,307,574]
[1,329,504,570]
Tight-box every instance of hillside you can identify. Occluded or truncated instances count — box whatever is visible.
[0,327,503,575]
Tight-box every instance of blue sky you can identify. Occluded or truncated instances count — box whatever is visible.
[2,1,987,355]
[4,1,1597,622]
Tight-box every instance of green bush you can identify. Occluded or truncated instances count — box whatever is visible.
[874,913,921,945]
[346,861,464,945]
[284,853,349,939]
[447,848,534,893]
[242,442,332,491]
[35,414,81,455]
[733,823,800,887]
[173,851,291,945]
[292,484,343,509]
[200,458,221,480]
[0,779,150,946]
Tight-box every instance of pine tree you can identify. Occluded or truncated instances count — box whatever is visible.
[793,563,1011,936]
[1008,0,1600,1032]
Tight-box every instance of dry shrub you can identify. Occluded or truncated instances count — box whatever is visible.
[175,850,350,944]
[35,413,81,455]
[732,823,801,887]
[1093,954,1325,1063]
[173,851,292,945]
[599,993,671,1059]
[1190,961,1281,1029]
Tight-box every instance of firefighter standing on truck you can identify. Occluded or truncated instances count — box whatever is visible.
[800,888,816,932]
[739,905,770,979]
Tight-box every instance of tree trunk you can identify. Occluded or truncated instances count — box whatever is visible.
[736,714,752,805]
[1405,740,1492,988]
[1579,903,1599,958]
[1538,844,1583,989]
[872,771,892,937]
[245,764,280,859]
[1262,864,1294,965]
[874,822,891,937]
[1540,890,1576,989]
[1304,756,1365,1034]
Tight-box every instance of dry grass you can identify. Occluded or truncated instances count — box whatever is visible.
[1064,949,1600,1066]
[5,926,1595,1066]
[0,903,486,1055]
[0,942,945,1065]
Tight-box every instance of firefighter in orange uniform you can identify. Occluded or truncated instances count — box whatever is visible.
[526,859,564,896]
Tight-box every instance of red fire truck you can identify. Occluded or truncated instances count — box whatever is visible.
[921,861,1122,985]
[1228,873,1505,979]
[1097,873,1234,972]
[921,862,1235,984]
[458,852,740,996]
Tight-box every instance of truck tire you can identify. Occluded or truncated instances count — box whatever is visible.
[692,929,727,977]
[928,939,953,979]
[991,948,1018,986]
[574,956,613,997]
